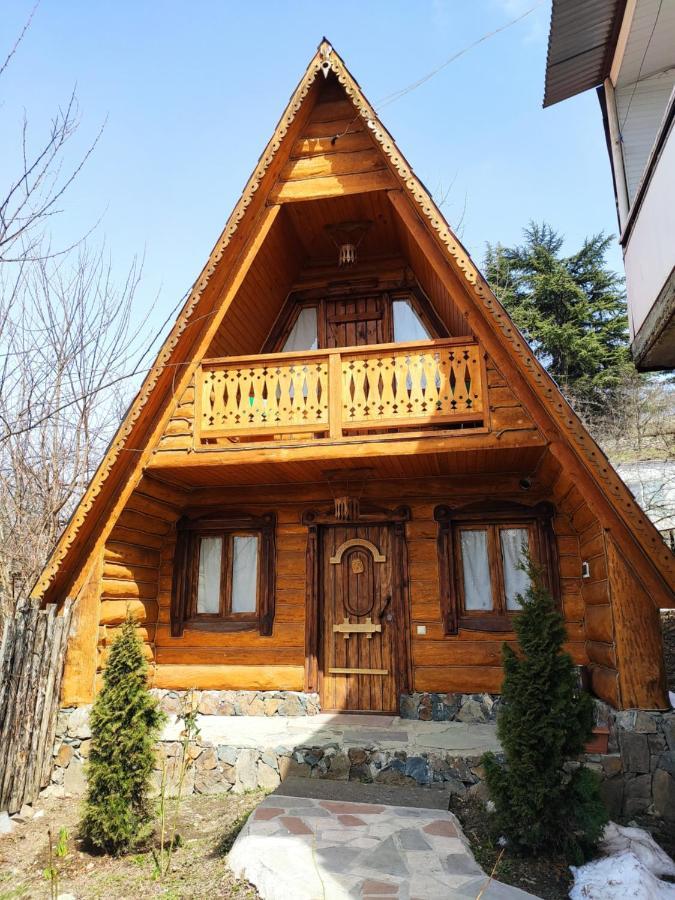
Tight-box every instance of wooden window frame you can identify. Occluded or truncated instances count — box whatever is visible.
[262,287,448,353]
[171,512,276,637]
[434,501,559,635]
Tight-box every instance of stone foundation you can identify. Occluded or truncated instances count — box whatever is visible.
[400,692,500,722]
[153,689,320,717]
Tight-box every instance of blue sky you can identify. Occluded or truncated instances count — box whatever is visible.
[2,0,622,340]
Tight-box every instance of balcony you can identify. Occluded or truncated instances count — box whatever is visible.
[196,338,486,444]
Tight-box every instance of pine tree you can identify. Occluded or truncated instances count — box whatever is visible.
[484,223,634,412]
[483,565,607,862]
[81,616,165,855]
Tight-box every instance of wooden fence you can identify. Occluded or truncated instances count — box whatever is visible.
[0,598,74,814]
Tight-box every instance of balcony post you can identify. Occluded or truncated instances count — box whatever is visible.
[328,352,343,440]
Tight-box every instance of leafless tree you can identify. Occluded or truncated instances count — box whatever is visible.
[0,247,146,613]
[575,373,675,541]
[0,5,104,264]
[0,9,153,617]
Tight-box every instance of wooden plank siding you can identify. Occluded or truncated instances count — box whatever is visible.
[269,97,396,203]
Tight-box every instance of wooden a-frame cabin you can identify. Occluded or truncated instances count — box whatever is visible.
[36,41,674,714]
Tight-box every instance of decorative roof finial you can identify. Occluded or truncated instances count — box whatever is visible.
[319,39,333,78]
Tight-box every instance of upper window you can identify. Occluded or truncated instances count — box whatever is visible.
[171,513,276,636]
[392,298,431,343]
[282,306,318,352]
[434,502,559,634]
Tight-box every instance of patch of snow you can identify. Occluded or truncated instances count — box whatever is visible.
[570,851,675,899]
[570,823,675,900]
[601,823,675,877]
[0,811,14,834]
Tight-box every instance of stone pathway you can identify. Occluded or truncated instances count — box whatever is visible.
[229,793,537,899]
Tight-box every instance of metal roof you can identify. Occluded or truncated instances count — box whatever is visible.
[543,0,627,107]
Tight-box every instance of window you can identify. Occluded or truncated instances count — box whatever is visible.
[195,533,260,618]
[282,306,318,352]
[171,513,275,636]
[392,298,431,343]
[457,524,532,618]
[434,502,559,634]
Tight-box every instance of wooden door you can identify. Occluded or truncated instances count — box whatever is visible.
[320,524,398,712]
[324,295,390,349]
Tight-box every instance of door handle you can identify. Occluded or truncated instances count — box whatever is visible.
[378,595,392,621]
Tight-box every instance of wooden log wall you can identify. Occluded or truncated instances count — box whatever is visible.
[547,456,618,706]
[81,472,591,699]
[0,599,74,814]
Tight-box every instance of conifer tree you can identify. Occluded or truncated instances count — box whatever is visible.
[484,223,634,413]
[483,564,607,862]
[81,616,165,855]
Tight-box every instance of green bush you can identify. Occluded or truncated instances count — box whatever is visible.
[483,564,607,862]
[80,616,165,855]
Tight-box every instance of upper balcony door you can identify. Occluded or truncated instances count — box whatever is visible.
[271,290,438,355]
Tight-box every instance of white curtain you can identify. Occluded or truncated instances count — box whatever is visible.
[282,307,318,352]
[460,530,492,610]
[500,528,531,610]
[231,535,259,613]
[392,299,430,343]
[197,536,222,613]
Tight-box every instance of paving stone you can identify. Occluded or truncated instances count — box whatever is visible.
[320,801,386,814]
[338,814,367,826]
[254,807,284,821]
[316,846,363,872]
[397,828,431,851]
[361,879,399,895]
[442,852,484,876]
[363,836,409,877]
[423,820,458,837]
[279,816,313,835]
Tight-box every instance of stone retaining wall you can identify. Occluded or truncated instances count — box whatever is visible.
[42,696,675,824]
[588,702,675,822]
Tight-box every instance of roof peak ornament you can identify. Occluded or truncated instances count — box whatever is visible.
[319,40,333,78]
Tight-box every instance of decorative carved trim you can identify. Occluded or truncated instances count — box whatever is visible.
[302,503,410,527]
[330,538,385,564]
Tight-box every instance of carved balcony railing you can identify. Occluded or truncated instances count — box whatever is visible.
[196,338,486,443]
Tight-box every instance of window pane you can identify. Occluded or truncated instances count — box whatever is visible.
[392,299,431,343]
[501,528,531,610]
[231,535,259,613]
[460,530,493,610]
[197,537,222,614]
[282,307,318,352]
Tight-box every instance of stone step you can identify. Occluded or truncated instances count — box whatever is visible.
[275,775,453,810]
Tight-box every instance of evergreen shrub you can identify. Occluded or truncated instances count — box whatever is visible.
[483,563,607,862]
[80,616,165,855]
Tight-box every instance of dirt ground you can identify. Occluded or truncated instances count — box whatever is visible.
[449,796,572,900]
[0,791,265,900]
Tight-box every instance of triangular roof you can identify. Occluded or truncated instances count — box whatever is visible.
[34,40,674,608]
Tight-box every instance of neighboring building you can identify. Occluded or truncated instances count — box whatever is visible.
[545,0,675,370]
[35,42,674,718]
